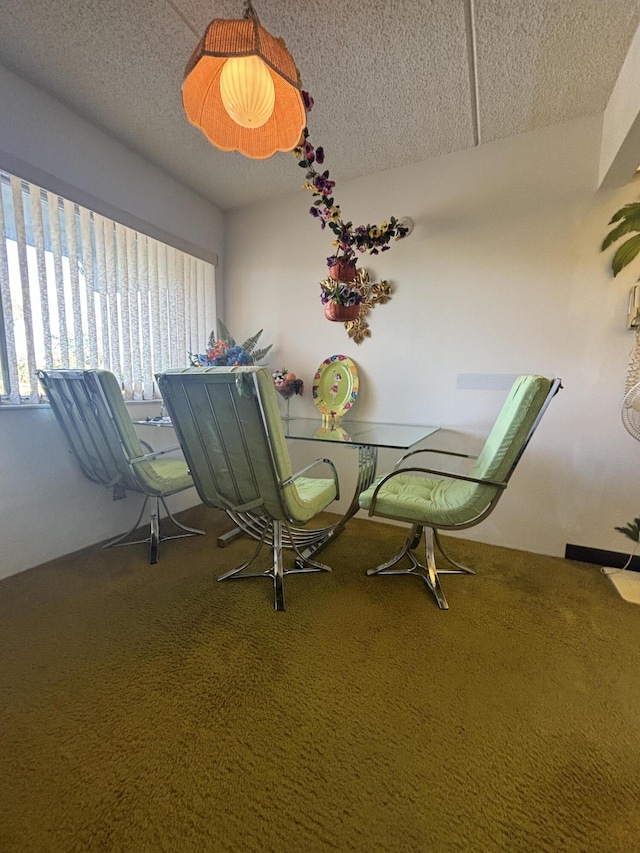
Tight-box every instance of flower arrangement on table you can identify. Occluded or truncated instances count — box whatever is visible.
[189,320,272,367]
[272,368,304,399]
[292,91,410,312]
[272,368,303,420]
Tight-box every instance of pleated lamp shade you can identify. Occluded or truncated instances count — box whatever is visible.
[183,16,306,159]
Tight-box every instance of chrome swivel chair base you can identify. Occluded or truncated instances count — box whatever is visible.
[366,525,475,610]
[104,495,205,564]
[217,518,331,612]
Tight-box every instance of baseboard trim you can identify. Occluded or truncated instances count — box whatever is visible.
[565,543,640,572]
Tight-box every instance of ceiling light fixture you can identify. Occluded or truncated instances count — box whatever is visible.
[182,0,306,159]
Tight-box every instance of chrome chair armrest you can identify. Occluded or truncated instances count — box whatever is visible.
[368,465,506,515]
[129,444,184,464]
[394,446,478,470]
[287,457,340,502]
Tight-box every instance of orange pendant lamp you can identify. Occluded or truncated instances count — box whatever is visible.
[182,1,306,160]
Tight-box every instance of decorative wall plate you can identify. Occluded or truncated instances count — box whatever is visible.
[312,355,358,418]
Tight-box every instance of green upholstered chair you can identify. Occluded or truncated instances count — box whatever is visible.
[156,366,340,611]
[358,375,562,610]
[37,368,204,564]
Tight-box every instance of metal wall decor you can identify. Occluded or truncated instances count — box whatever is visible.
[318,268,393,344]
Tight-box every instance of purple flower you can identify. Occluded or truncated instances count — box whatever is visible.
[313,174,335,194]
[302,91,314,113]
[303,141,315,163]
[315,146,325,165]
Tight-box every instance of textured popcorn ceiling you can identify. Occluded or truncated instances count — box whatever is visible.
[0,0,638,211]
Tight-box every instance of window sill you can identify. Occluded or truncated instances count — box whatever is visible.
[0,399,160,412]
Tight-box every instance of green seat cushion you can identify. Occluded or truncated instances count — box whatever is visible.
[255,368,337,522]
[135,457,194,497]
[91,370,194,498]
[157,367,337,522]
[359,474,498,526]
[284,475,337,523]
[359,375,553,528]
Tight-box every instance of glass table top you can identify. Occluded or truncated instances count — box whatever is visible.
[134,413,439,450]
[282,418,439,450]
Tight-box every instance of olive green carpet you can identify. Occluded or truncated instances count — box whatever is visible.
[2,506,640,853]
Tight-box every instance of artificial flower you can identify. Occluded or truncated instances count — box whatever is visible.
[189,320,272,367]
[294,92,410,271]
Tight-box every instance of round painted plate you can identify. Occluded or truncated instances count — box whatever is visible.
[312,355,359,418]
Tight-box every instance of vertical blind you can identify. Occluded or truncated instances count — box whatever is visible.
[0,170,216,404]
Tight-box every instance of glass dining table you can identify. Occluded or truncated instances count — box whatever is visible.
[134,412,439,557]
[219,416,440,557]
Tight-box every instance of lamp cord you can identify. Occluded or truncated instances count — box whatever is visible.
[166,0,258,38]
[165,0,200,37]
[243,1,258,21]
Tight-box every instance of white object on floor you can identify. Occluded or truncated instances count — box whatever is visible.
[602,567,640,604]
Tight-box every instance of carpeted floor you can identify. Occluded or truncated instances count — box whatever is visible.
[1,506,640,853]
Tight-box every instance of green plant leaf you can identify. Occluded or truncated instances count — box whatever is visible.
[615,517,640,542]
[601,215,640,251]
[612,234,640,276]
[251,344,273,363]
[608,202,640,224]
[216,319,235,347]
[241,329,264,354]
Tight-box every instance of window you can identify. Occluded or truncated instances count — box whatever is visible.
[0,170,216,404]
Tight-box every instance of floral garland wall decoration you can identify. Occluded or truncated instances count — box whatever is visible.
[293,91,411,335]
[319,267,393,344]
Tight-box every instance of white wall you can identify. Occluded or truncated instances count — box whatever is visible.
[599,22,640,188]
[0,68,224,579]
[3,65,640,578]
[224,113,640,560]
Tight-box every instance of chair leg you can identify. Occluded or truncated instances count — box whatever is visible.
[103,494,205,565]
[433,530,475,575]
[366,524,422,575]
[273,519,285,612]
[217,517,331,611]
[422,527,449,610]
[158,498,206,538]
[103,496,150,549]
[366,524,474,610]
[149,497,160,564]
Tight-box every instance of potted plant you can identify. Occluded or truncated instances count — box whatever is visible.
[319,279,364,322]
[602,201,640,276]
[614,516,640,566]
[602,517,640,603]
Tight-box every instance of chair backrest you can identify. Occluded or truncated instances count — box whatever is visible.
[37,368,146,494]
[157,366,298,521]
[471,375,560,484]
[433,375,561,527]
